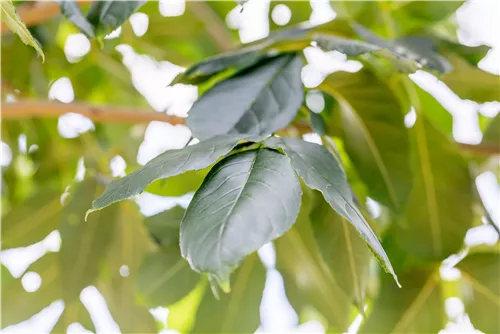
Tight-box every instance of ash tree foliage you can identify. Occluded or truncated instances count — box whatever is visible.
[1,1,499,333]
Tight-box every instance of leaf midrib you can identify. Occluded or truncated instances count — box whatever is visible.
[216,150,260,270]
[405,80,442,256]
[231,54,296,134]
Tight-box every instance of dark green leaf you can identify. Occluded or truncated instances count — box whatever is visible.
[136,246,200,307]
[1,0,44,61]
[354,24,451,73]
[86,1,146,38]
[264,137,399,285]
[186,54,303,140]
[191,254,265,333]
[145,205,185,247]
[57,1,96,38]
[442,53,500,103]
[310,191,371,310]
[276,188,352,330]
[309,110,327,136]
[457,253,500,334]
[89,135,246,213]
[99,201,157,333]
[360,268,444,333]
[321,70,412,210]
[180,148,302,286]
[59,179,118,302]
[434,37,490,66]
[1,190,61,249]
[394,112,473,260]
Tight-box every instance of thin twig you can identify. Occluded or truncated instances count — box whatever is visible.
[1,100,498,156]
[1,100,185,125]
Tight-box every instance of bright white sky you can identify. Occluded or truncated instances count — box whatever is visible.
[1,1,499,333]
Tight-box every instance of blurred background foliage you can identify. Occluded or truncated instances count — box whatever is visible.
[1,1,499,333]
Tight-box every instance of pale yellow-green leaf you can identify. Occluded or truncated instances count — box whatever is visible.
[1,0,45,62]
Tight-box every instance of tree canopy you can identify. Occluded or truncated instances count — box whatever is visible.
[1,1,499,333]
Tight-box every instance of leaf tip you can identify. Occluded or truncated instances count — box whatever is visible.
[84,209,94,221]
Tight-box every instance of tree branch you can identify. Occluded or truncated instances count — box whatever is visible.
[1,100,185,125]
[1,100,498,156]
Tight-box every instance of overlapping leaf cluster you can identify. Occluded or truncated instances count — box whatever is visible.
[2,1,499,333]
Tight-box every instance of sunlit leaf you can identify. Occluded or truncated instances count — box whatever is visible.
[394,83,474,260]
[99,201,157,333]
[457,252,500,334]
[59,179,118,302]
[1,190,61,249]
[191,254,265,333]
[310,191,371,310]
[136,246,200,307]
[360,268,443,333]
[276,188,352,330]
[264,137,399,285]
[321,70,412,211]
[1,255,61,328]
[181,148,302,286]
[442,53,500,103]
[145,169,208,197]
[186,54,303,140]
[1,0,45,61]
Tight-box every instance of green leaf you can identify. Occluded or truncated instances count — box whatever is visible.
[1,0,45,61]
[1,255,61,328]
[99,201,157,333]
[59,179,118,302]
[309,110,327,136]
[391,1,464,35]
[442,53,500,103]
[53,301,95,333]
[264,137,399,286]
[136,246,201,307]
[321,70,412,210]
[309,191,371,310]
[86,1,146,38]
[360,268,443,333]
[186,54,304,140]
[395,84,474,260]
[145,205,185,247]
[167,280,207,333]
[276,188,352,330]
[89,135,245,213]
[191,254,265,333]
[413,83,453,135]
[457,252,500,334]
[1,190,62,249]
[353,24,451,73]
[145,169,208,197]
[57,1,96,38]
[180,148,302,286]
[482,114,500,148]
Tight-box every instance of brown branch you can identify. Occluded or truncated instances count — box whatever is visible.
[1,100,185,125]
[1,100,498,156]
